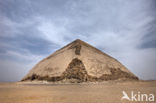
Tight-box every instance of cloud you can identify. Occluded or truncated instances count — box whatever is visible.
[36,17,71,46]
[0,0,156,81]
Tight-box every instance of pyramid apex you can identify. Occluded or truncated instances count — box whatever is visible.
[74,39,81,41]
[71,39,90,46]
[73,39,83,43]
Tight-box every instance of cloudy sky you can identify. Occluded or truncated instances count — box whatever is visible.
[0,0,156,82]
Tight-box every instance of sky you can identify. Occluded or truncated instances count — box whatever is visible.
[0,0,156,82]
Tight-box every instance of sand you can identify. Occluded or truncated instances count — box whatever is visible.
[0,81,156,103]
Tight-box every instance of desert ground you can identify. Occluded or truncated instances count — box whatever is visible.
[0,81,156,103]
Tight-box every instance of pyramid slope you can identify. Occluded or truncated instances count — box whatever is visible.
[22,39,138,82]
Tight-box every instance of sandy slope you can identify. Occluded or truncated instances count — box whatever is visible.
[0,81,156,103]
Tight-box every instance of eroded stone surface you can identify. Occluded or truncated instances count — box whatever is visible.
[69,43,81,55]
[62,58,88,81]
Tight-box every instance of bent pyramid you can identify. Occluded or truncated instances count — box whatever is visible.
[22,39,138,82]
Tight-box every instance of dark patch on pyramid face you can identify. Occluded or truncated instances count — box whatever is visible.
[62,58,88,82]
[69,42,81,55]
[98,68,139,81]
[21,74,64,82]
[75,44,81,55]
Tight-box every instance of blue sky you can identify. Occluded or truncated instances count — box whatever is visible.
[0,0,156,82]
